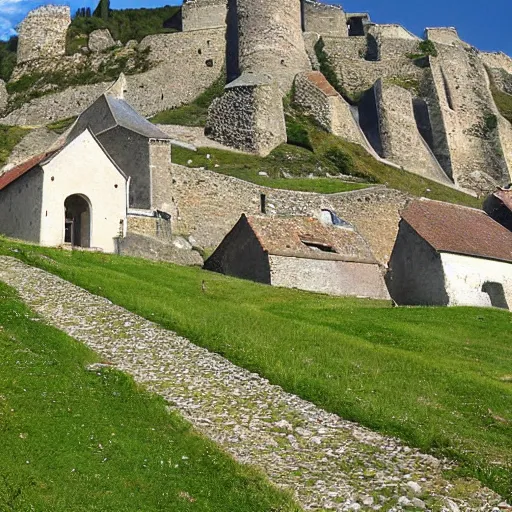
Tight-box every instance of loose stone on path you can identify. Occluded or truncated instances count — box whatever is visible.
[0,256,506,511]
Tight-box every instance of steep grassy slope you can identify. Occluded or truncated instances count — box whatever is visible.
[0,280,299,511]
[0,125,31,169]
[1,240,511,500]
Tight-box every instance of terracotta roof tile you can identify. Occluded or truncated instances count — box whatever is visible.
[305,71,339,97]
[402,199,512,263]
[0,152,53,192]
[246,215,376,263]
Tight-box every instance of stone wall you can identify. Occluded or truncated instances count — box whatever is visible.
[17,5,71,64]
[303,0,346,36]
[269,256,390,299]
[126,214,172,240]
[424,30,512,193]
[205,73,286,156]
[2,28,225,126]
[0,80,7,112]
[167,164,409,264]
[149,139,173,212]
[322,35,423,94]
[293,71,367,147]
[237,0,310,93]
[182,0,227,32]
[374,79,452,184]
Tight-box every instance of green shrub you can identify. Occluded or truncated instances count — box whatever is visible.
[323,146,354,174]
[0,37,17,82]
[418,39,438,57]
[285,116,313,150]
[484,113,498,133]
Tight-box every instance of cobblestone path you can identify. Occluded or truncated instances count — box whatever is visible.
[0,257,506,511]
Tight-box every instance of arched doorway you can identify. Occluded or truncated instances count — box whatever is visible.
[64,194,91,248]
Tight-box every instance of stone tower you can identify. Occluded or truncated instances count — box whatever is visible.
[17,5,71,64]
[236,0,310,92]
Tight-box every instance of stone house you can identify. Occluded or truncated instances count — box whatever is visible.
[484,188,512,232]
[0,129,128,253]
[204,214,390,299]
[386,199,512,309]
[67,92,172,210]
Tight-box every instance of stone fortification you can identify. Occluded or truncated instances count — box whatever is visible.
[293,71,368,147]
[303,0,346,36]
[205,73,286,156]
[321,34,422,94]
[0,80,7,112]
[481,52,512,95]
[167,164,409,264]
[17,5,71,64]
[373,79,452,184]
[424,28,511,193]
[237,0,310,93]
[1,28,225,125]
[182,0,227,32]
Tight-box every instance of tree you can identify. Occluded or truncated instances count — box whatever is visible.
[93,0,110,20]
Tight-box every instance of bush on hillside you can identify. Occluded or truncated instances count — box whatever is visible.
[285,116,313,150]
[0,37,17,82]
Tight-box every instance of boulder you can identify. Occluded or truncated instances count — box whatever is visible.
[88,29,116,53]
[0,79,7,113]
[125,39,139,50]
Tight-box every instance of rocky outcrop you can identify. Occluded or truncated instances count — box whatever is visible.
[88,29,116,53]
[0,80,7,113]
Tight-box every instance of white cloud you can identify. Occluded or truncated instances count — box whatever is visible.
[0,0,48,40]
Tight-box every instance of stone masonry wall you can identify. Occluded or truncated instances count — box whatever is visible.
[182,0,227,32]
[374,79,452,184]
[322,36,423,95]
[149,139,173,213]
[205,74,286,156]
[1,28,225,126]
[424,30,512,193]
[237,0,310,93]
[294,71,367,147]
[17,5,71,64]
[303,0,346,36]
[166,164,409,264]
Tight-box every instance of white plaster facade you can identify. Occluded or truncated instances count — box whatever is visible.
[0,130,128,253]
[441,252,512,307]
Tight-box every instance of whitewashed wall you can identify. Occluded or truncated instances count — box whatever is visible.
[39,130,127,253]
[441,252,512,308]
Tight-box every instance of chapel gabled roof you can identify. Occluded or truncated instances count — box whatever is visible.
[103,95,171,140]
[245,215,377,263]
[401,198,512,263]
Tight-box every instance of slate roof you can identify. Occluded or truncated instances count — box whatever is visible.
[246,215,377,263]
[104,95,170,139]
[402,199,512,263]
[0,151,55,191]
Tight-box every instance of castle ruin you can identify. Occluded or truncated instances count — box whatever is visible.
[16,5,71,64]
[3,0,512,195]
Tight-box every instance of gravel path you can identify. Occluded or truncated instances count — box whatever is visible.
[0,256,507,511]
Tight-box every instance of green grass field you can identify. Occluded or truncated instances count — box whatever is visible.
[0,280,299,511]
[1,239,511,501]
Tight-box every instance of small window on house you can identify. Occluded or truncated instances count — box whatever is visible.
[300,239,337,253]
[260,193,266,214]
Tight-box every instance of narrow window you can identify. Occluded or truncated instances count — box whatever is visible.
[260,194,266,214]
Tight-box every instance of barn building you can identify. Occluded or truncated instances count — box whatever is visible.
[204,214,390,299]
[386,199,512,309]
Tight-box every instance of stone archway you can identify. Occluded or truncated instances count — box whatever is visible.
[64,194,91,248]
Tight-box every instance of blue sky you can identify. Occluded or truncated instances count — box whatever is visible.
[1,0,511,56]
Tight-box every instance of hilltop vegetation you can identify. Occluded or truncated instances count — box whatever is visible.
[1,239,511,501]
[0,280,299,511]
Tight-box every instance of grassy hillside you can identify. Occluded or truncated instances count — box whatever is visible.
[492,85,512,124]
[0,280,299,511]
[0,125,31,169]
[150,73,226,127]
[171,115,481,206]
[1,239,511,500]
